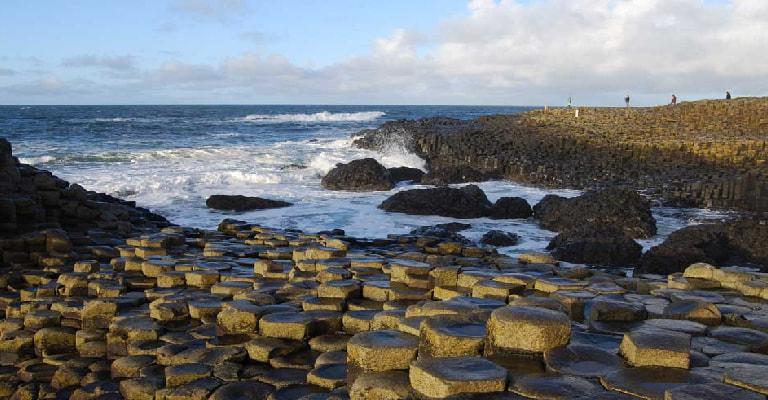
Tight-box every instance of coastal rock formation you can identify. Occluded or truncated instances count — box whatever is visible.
[387,166,424,183]
[537,188,656,239]
[353,98,768,213]
[321,158,394,191]
[547,224,642,267]
[480,230,519,246]
[490,196,533,219]
[636,218,768,275]
[420,166,492,185]
[0,139,167,237]
[379,185,492,218]
[206,195,291,212]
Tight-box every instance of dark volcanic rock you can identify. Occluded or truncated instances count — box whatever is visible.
[490,197,533,219]
[538,188,656,239]
[481,230,519,246]
[379,185,492,219]
[410,225,469,243]
[352,117,477,154]
[388,167,425,183]
[206,195,292,212]
[420,166,493,185]
[533,195,568,218]
[279,164,307,171]
[0,138,20,193]
[635,218,768,275]
[547,223,642,267]
[321,158,394,191]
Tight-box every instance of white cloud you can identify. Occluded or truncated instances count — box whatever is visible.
[62,55,136,71]
[4,0,768,104]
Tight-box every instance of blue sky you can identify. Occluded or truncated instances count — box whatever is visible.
[0,0,765,105]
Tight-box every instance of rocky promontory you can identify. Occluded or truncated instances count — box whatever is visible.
[354,97,768,212]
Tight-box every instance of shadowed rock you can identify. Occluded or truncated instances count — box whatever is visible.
[206,195,291,212]
[321,158,394,191]
[379,185,492,219]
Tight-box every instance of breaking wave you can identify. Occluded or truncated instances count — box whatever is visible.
[240,111,386,123]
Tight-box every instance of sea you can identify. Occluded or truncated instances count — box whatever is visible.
[0,105,732,258]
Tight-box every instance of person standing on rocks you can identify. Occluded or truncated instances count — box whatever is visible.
[671,94,677,105]
[726,91,732,100]
[567,97,572,109]
[624,94,631,107]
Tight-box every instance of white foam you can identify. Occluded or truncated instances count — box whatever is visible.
[18,155,56,165]
[240,111,386,123]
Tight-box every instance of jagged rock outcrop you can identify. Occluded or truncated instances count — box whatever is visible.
[537,188,656,239]
[387,167,424,183]
[635,218,768,275]
[0,139,167,237]
[379,185,492,219]
[321,158,394,191]
[206,195,291,212]
[420,166,493,185]
[490,197,533,219]
[353,98,768,212]
[547,223,642,267]
[480,230,519,246]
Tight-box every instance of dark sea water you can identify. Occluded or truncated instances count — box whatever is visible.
[0,105,729,256]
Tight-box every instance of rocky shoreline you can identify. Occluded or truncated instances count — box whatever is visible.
[353,98,768,213]
[2,127,768,400]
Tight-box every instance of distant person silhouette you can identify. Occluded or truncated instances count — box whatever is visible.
[671,94,677,105]
[726,91,732,100]
[624,95,631,107]
[567,97,572,109]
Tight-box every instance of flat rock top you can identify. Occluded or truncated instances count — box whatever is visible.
[347,330,418,348]
[411,356,507,381]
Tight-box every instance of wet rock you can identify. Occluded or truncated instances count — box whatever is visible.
[547,223,642,266]
[321,158,394,191]
[387,167,424,183]
[663,300,722,327]
[206,195,292,212]
[307,364,347,389]
[379,185,492,218]
[508,373,601,400]
[724,366,768,395]
[489,197,532,219]
[409,356,507,398]
[543,344,623,378]
[480,230,519,247]
[665,382,765,400]
[600,366,714,400]
[420,166,493,185]
[538,188,656,239]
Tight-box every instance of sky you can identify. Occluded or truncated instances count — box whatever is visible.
[0,0,765,106]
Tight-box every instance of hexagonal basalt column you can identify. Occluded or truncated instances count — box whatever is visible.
[346,330,418,386]
[487,305,571,355]
[409,356,508,398]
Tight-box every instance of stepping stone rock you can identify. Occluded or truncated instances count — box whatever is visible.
[409,356,508,398]
[307,363,347,389]
[663,300,722,326]
[418,315,486,358]
[725,366,768,395]
[665,382,765,400]
[601,366,714,400]
[509,373,602,400]
[487,306,571,355]
[208,381,275,400]
[165,363,213,388]
[347,330,418,385]
[259,312,315,340]
[619,329,691,369]
[349,370,413,400]
[544,344,623,378]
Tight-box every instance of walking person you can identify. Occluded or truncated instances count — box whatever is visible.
[726,91,732,100]
[671,94,677,105]
[567,97,572,109]
[624,94,631,107]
